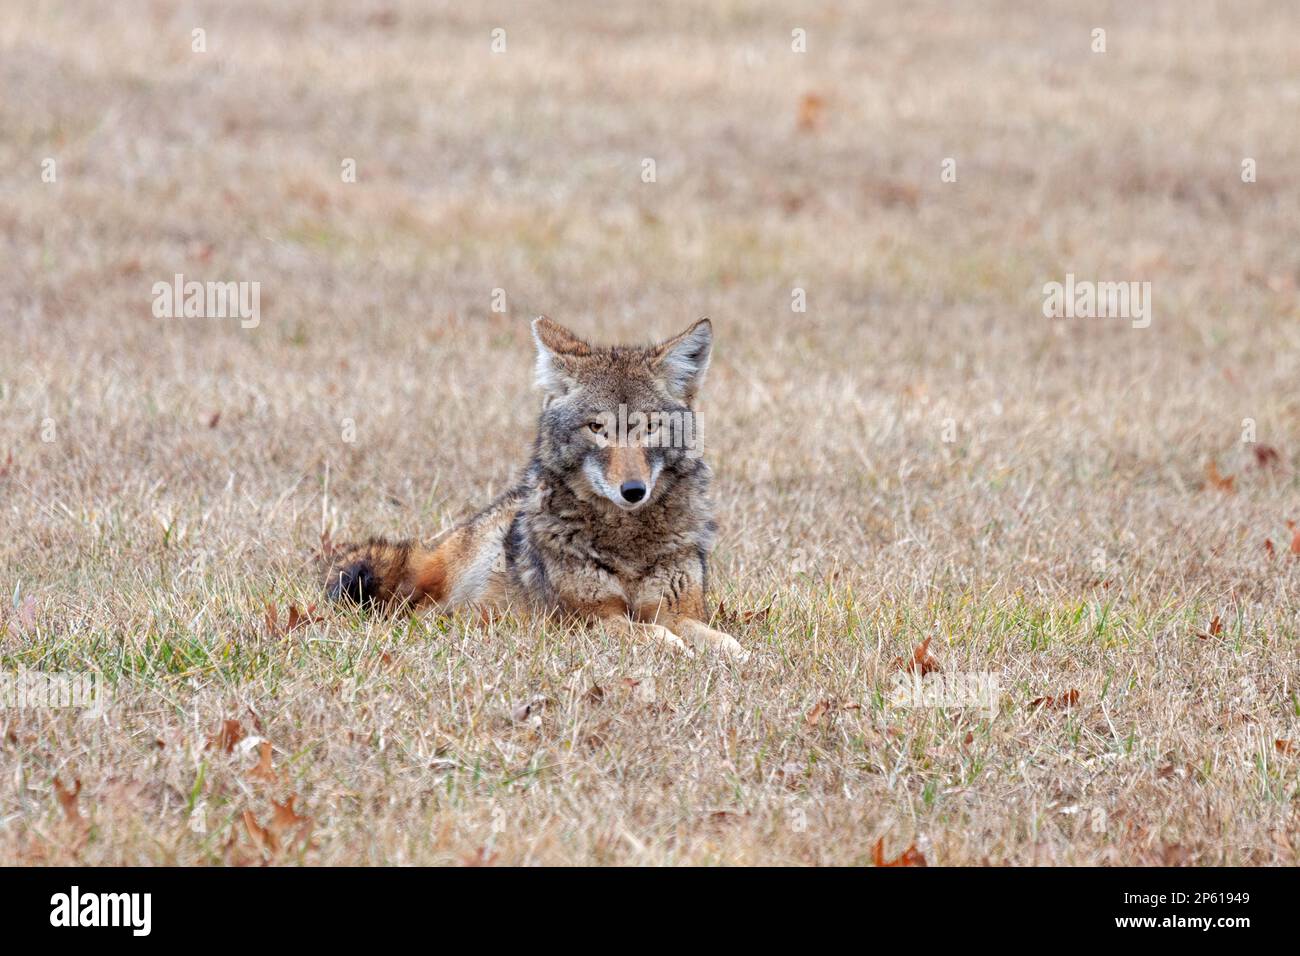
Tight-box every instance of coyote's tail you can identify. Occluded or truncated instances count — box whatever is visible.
[324,537,448,609]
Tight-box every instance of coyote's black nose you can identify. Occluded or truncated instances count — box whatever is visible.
[619,480,646,503]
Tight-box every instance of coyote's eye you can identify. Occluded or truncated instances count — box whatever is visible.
[644,416,660,433]
[586,421,605,435]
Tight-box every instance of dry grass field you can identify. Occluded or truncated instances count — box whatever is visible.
[1,0,1298,865]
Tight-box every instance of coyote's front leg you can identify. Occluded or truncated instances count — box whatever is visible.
[634,573,747,661]
[672,617,747,660]
[599,612,695,658]
[569,596,695,657]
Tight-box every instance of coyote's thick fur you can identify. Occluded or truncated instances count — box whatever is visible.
[325,317,745,658]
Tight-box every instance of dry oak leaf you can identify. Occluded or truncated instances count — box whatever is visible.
[286,604,324,632]
[715,600,773,630]
[244,797,313,857]
[872,837,927,867]
[246,741,278,782]
[1276,740,1296,755]
[707,809,749,825]
[242,809,280,855]
[1030,689,1080,710]
[207,719,246,754]
[1157,844,1193,866]
[1253,444,1281,468]
[270,795,309,835]
[461,846,499,866]
[1289,519,1300,556]
[796,92,827,131]
[805,699,860,727]
[805,700,830,727]
[266,602,325,638]
[894,636,941,675]
[53,777,83,824]
[1203,461,1235,493]
[1196,615,1224,641]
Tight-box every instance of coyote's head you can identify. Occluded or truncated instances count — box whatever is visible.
[530,317,712,511]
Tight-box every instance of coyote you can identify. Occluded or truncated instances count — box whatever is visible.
[324,318,746,659]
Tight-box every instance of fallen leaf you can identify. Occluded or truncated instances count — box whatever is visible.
[895,636,940,675]
[1264,538,1275,557]
[265,602,324,638]
[796,93,826,132]
[1289,519,1300,556]
[270,795,308,833]
[461,846,498,866]
[246,741,277,782]
[1276,739,1296,755]
[1196,615,1225,641]
[53,777,82,824]
[208,411,221,429]
[1030,689,1080,710]
[872,837,927,867]
[1204,461,1235,493]
[286,604,324,632]
[1158,844,1193,866]
[707,809,748,824]
[781,192,807,214]
[243,808,280,854]
[715,600,773,629]
[803,698,859,727]
[208,719,246,753]
[872,180,921,209]
[805,700,830,726]
[1253,444,1281,468]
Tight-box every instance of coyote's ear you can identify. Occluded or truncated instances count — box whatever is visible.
[531,317,590,400]
[650,318,712,402]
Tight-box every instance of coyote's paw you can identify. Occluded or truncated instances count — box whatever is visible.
[674,619,748,662]
[603,617,696,659]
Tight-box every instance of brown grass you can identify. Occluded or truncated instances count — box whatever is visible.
[0,0,1297,865]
